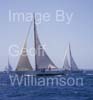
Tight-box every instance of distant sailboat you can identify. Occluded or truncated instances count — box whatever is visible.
[5,57,13,72]
[33,14,57,71]
[63,44,78,71]
[16,23,33,71]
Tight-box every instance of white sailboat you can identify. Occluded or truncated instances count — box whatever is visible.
[5,57,13,72]
[63,44,78,71]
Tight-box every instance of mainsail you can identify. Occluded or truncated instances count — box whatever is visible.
[33,14,57,70]
[16,23,33,71]
[63,44,78,71]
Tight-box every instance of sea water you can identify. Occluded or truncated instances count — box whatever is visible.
[0,71,93,100]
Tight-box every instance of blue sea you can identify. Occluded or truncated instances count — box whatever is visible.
[0,71,93,100]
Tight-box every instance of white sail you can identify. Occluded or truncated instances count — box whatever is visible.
[33,14,57,70]
[63,49,71,70]
[63,44,78,71]
[16,23,33,71]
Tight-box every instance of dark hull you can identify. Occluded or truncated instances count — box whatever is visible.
[13,70,65,76]
[0,70,85,76]
[36,71,65,76]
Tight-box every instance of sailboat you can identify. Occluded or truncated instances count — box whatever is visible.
[15,14,61,75]
[63,44,79,71]
[5,57,13,72]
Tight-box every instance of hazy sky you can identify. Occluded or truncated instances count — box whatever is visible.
[0,0,93,70]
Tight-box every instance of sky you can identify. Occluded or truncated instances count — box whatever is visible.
[0,0,93,71]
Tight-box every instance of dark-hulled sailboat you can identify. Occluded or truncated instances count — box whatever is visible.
[15,14,61,76]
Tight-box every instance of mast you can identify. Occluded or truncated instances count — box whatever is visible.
[33,14,38,70]
[69,43,72,68]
